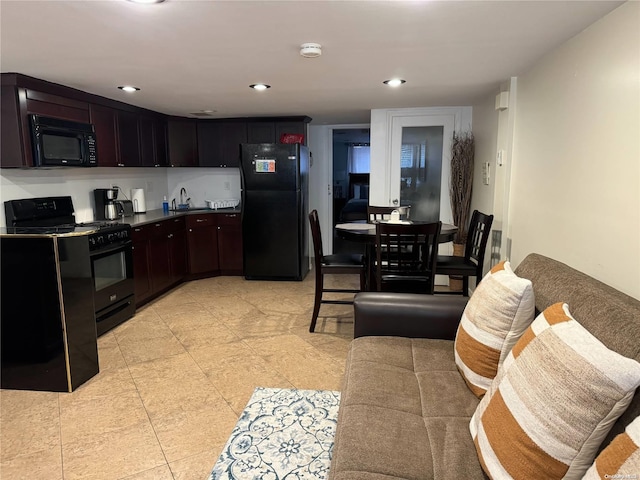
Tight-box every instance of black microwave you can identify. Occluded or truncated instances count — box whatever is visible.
[30,115,98,167]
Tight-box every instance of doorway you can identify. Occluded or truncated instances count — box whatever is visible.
[332,128,370,255]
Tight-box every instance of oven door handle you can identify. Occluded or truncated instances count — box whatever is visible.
[90,240,132,257]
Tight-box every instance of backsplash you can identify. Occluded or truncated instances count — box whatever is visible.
[166,168,241,209]
[0,167,241,226]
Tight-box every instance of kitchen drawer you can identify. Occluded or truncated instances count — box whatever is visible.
[148,221,170,238]
[166,216,185,232]
[216,213,240,226]
[131,224,151,241]
[186,213,215,228]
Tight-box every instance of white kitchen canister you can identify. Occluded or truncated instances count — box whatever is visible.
[131,188,146,213]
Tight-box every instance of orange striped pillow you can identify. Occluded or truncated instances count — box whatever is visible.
[470,303,640,480]
[583,416,640,480]
[454,260,535,397]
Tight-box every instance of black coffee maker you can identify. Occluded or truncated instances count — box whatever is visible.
[94,188,118,221]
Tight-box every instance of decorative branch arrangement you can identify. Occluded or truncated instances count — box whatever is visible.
[450,131,475,245]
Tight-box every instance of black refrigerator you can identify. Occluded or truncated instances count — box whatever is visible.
[240,143,310,281]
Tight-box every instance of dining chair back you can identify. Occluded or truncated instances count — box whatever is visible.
[308,210,366,332]
[367,205,411,223]
[436,210,494,296]
[375,221,441,294]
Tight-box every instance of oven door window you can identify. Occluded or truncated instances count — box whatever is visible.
[93,250,127,291]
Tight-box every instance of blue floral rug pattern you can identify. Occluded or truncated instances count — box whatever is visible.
[209,387,341,480]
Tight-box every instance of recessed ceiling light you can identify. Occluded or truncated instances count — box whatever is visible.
[383,79,406,87]
[250,84,271,91]
[118,85,140,92]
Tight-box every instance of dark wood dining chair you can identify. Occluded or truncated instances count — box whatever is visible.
[374,221,442,294]
[436,210,494,296]
[367,205,411,223]
[308,210,366,333]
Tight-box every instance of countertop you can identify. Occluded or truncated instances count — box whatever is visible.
[113,207,242,228]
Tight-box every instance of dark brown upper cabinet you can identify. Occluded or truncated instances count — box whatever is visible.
[24,89,89,124]
[246,118,310,145]
[154,117,168,167]
[167,118,198,167]
[275,121,307,144]
[247,121,276,144]
[197,120,247,168]
[89,104,118,167]
[116,110,141,166]
[1,84,28,167]
[139,115,169,167]
[1,73,311,169]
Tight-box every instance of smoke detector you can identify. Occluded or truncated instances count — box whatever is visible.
[300,43,322,58]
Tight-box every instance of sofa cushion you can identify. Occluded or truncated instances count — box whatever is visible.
[583,415,640,479]
[455,260,535,397]
[470,303,640,480]
[329,336,485,480]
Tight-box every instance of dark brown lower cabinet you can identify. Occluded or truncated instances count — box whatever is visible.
[131,213,243,306]
[217,214,243,275]
[132,218,186,306]
[186,214,219,275]
[148,222,172,293]
[168,217,187,283]
[132,225,152,304]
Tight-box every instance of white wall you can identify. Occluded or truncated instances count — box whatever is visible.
[471,86,500,274]
[507,1,639,299]
[0,168,168,225]
[0,166,241,226]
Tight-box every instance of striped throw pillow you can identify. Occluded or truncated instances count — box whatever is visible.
[454,260,535,397]
[583,415,640,480]
[470,303,640,480]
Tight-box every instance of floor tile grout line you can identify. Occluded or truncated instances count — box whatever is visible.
[57,392,65,480]
[112,329,174,478]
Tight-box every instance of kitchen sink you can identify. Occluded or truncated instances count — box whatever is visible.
[169,207,212,212]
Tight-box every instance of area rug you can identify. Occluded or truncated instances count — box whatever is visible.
[209,387,341,480]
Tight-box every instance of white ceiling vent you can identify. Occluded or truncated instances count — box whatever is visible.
[300,43,322,58]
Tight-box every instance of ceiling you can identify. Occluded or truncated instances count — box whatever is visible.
[0,0,623,125]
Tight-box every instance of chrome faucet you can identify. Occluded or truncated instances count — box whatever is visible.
[180,187,187,206]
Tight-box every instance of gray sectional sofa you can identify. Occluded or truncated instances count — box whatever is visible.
[328,253,640,480]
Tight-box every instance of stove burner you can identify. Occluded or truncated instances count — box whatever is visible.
[77,221,122,229]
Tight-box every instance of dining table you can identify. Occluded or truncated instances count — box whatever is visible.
[335,220,458,291]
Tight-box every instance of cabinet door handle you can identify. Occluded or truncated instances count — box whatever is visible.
[134,228,142,232]
[189,228,193,232]
[155,223,162,227]
[168,233,173,239]
[217,226,221,230]
[196,219,206,223]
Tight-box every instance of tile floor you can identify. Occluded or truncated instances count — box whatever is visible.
[1,273,358,480]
